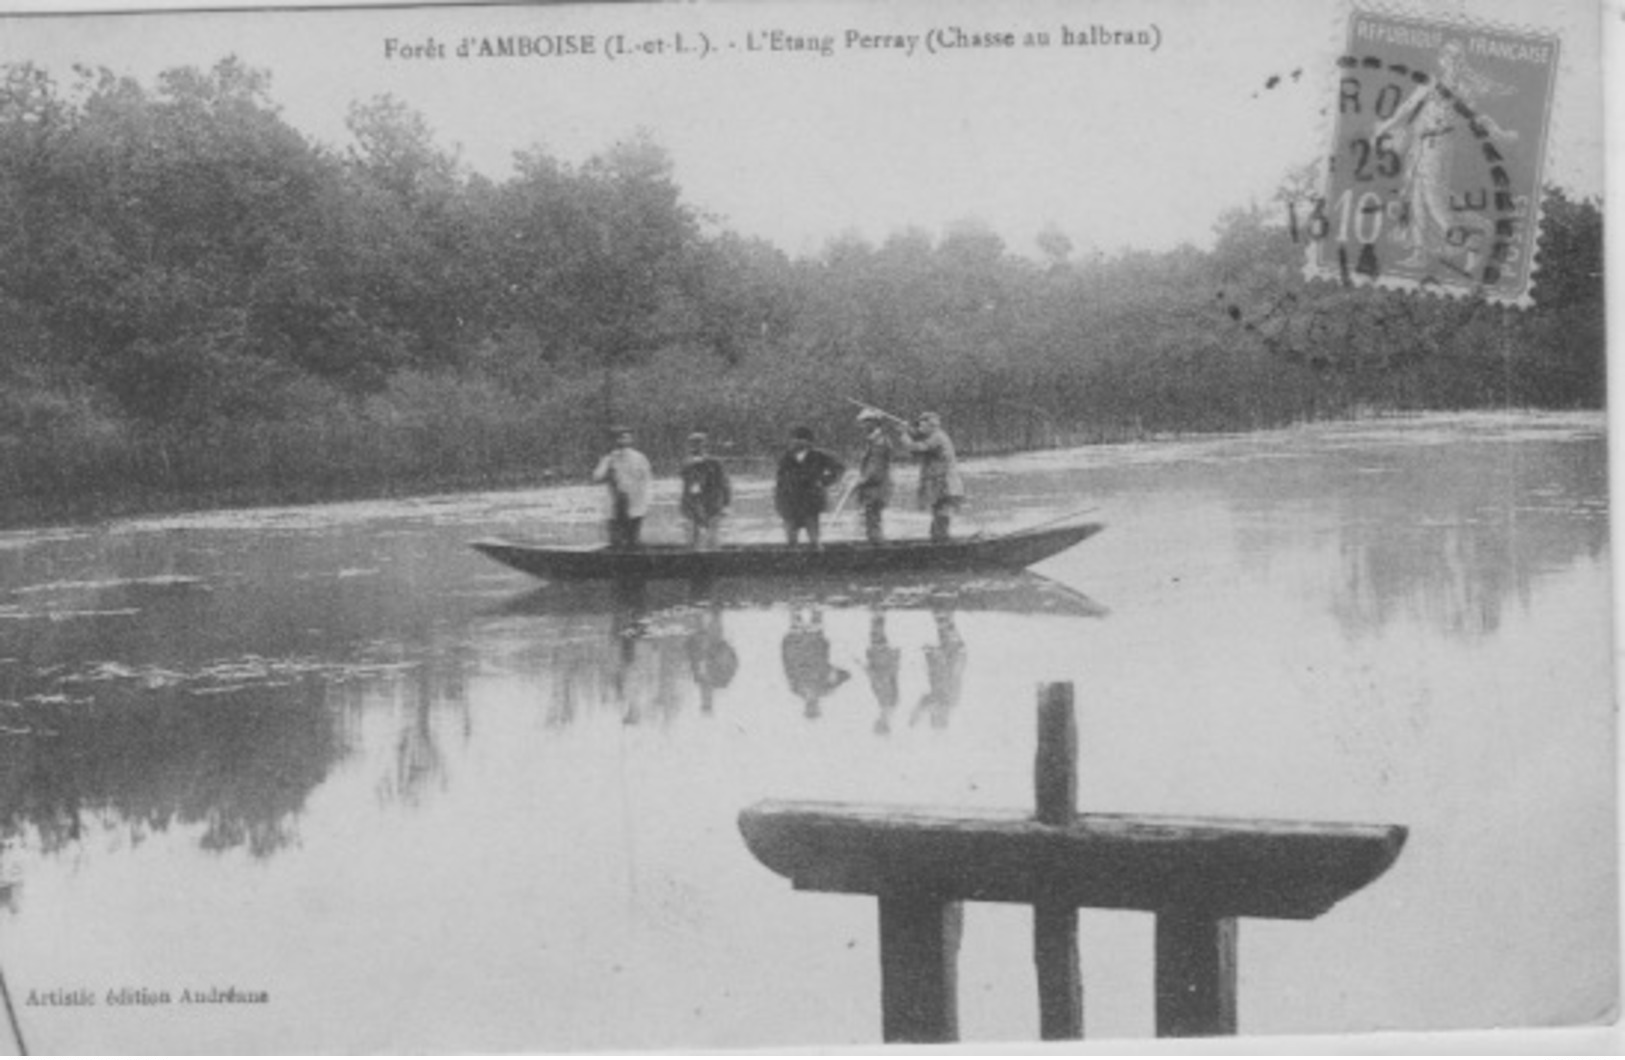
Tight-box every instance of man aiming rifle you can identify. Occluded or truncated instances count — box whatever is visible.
[847,399,966,543]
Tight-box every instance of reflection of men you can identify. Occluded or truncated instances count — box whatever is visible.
[591,426,653,550]
[1377,39,1518,271]
[912,607,966,729]
[781,607,850,718]
[685,605,738,715]
[609,580,649,724]
[863,608,901,734]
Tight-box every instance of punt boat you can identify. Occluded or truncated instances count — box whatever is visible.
[471,520,1104,582]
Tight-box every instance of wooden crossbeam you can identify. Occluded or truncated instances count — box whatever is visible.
[737,682,1407,1043]
[738,803,1407,920]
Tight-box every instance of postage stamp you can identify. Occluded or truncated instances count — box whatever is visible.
[1304,6,1560,305]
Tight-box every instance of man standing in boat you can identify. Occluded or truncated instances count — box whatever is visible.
[901,411,965,542]
[679,430,732,549]
[854,408,895,545]
[774,425,845,548]
[591,426,653,550]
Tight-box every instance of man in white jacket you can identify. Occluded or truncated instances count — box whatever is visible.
[592,426,653,549]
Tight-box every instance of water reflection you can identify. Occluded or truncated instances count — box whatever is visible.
[495,570,1110,621]
[864,610,901,734]
[0,554,478,865]
[0,678,340,859]
[374,651,473,808]
[685,605,739,715]
[1216,428,1610,639]
[495,571,1105,731]
[781,607,850,719]
[912,606,966,731]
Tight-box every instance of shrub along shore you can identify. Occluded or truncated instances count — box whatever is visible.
[0,60,1603,529]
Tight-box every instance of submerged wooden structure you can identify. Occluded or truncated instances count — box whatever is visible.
[738,683,1407,1042]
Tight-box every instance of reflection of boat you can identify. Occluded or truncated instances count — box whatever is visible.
[489,569,1109,621]
[471,521,1104,582]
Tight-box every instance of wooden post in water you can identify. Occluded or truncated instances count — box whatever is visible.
[878,894,962,1042]
[1032,682,1083,1041]
[1155,908,1237,1037]
[738,681,1407,1044]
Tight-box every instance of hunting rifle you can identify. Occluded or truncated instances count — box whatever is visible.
[845,397,914,429]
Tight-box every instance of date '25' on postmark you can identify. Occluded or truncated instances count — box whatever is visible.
[1304,9,1559,306]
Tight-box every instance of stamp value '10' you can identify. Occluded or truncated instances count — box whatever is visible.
[1305,8,1559,307]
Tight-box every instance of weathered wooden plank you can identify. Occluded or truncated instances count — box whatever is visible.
[1154,910,1237,1037]
[878,896,962,1043]
[738,802,1407,920]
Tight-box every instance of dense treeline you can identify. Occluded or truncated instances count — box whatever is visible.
[0,59,1605,523]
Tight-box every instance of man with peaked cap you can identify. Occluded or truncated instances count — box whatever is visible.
[678,430,732,548]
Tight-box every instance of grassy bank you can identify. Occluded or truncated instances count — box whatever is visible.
[0,339,1595,531]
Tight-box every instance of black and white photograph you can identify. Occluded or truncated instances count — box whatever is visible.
[0,0,1614,1052]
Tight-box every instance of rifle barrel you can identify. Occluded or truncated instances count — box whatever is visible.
[845,397,911,426]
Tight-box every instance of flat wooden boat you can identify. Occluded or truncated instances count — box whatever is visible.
[471,521,1104,582]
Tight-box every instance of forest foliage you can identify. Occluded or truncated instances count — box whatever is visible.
[0,59,1605,521]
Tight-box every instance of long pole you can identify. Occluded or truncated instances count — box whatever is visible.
[830,472,860,521]
[844,397,912,428]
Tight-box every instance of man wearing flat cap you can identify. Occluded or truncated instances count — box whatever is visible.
[679,430,732,549]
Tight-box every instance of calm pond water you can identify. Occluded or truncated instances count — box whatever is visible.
[0,411,1612,1052]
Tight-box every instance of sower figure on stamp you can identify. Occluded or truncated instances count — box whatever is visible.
[679,430,732,549]
[774,425,845,548]
[854,407,895,544]
[591,426,653,550]
[902,411,965,543]
[1377,38,1518,272]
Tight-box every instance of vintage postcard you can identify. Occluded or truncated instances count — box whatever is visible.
[0,0,1613,1053]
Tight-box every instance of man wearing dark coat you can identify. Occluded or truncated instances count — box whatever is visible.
[774,426,846,548]
[679,430,732,548]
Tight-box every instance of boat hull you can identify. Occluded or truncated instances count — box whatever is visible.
[471,522,1104,582]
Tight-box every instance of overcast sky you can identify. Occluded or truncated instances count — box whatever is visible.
[0,0,1608,259]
